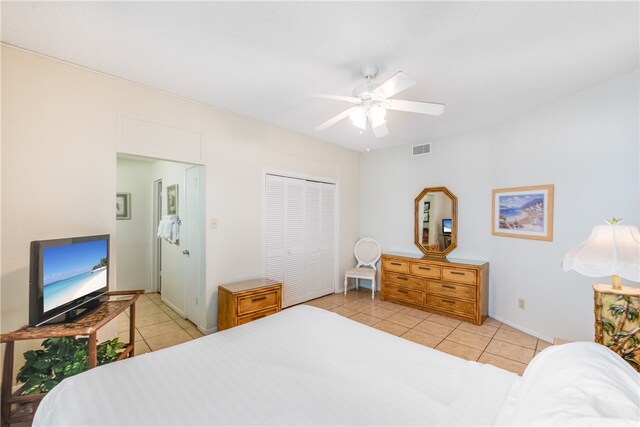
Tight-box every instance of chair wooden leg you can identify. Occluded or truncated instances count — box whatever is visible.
[356,278,359,290]
[372,278,375,300]
[344,276,348,296]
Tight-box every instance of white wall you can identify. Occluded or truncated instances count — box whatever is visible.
[0,46,360,345]
[361,70,639,342]
[116,157,153,291]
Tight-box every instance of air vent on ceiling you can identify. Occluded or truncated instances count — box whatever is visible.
[412,143,431,156]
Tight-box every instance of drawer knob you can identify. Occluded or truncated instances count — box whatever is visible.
[419,267,431,271]
[252,296,267,302]
[397,289,409,294]
[396,276,408,281]
[442,299,455,304]
[442,284,456,290]
[451,271,465,276]
[390,262,402,266]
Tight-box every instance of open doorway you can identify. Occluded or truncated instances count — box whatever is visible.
[116,155,205,328]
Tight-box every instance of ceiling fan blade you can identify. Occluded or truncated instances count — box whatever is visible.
[386,99,445,116]
[372,71,416,100]
[372,122,389,138]
[304,92,361,103]
[315,107,357,131]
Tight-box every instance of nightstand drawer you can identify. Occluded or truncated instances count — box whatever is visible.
[425,294,475,316]
[442,268,477,285]
[237,307,279,325]
[382,259,409,274]
[426,281,475,300]
[410,263,441,279]
[237,291,279,316]
[385,273,424,290]
[385,285,423,305]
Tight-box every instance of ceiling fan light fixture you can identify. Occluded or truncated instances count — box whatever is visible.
[369,104,387,128]
[349,107,367,130]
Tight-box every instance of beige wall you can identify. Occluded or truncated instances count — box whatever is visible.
[1,46,360,346]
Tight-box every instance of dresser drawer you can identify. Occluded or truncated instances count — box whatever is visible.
[237,307,279,325]
[425,294,475,316]
[385,285,423,305]
[237,291,279,315]
[426,281,475,300]
[410,263,441,279]
[442,268,477,285]
[382,259,410,274]
[385,273,425,290]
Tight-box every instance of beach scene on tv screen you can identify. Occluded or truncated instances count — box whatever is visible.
[43,240,107,312]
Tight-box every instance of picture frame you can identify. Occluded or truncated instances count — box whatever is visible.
[167,184,178,215]
[492,184,554,241]
[116,193,131,220]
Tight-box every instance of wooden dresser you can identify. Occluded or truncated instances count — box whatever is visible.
[380,252,489,325]
[218,278,282,331]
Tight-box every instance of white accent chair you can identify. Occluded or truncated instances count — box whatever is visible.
[344,238,382,300]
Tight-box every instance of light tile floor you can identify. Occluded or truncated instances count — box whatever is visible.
[116,292,204,354]
[303,288,552,375]
[118,290,551,376]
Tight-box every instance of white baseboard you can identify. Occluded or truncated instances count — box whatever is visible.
[489,313,553,343]
[201,325,217,335]
[161,297,185,318]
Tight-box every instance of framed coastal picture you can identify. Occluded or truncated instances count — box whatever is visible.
[116,193,131,220]
[167,184,178,215]
[492,184,554,241]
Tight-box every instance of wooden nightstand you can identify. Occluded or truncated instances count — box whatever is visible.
[593,284,640,371]
[217,278,282,331]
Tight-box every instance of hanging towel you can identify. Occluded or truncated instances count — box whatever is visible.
[157,215,180,244]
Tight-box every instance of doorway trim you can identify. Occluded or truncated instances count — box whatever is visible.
[152,179,163,294]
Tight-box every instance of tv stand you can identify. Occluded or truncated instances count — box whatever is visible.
[0,290,143,427]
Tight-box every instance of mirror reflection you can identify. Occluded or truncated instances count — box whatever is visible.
[414,187,457,256]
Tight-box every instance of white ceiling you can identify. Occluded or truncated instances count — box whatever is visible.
[1,1,638,152]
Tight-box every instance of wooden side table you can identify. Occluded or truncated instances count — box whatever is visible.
[218,278,282,331]
[0,290,143,426]
[593,284,640,372]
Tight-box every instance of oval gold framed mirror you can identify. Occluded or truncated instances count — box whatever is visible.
[414,186,458,257]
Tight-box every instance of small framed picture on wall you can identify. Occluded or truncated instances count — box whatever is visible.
[167,184,178,215]
[116,193,131,220]
[491,184,554,241]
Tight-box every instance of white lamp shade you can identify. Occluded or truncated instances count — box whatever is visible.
[369,104,387,128]
[349,107,367,130]
[562,225,640,282]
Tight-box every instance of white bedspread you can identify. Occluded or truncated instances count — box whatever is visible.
[34,305,519,426]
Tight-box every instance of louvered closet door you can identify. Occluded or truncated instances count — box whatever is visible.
[265,174,337,308]
[319,182,336,295]
[283,178,305,306]
[303,182,323,300]
[265,175,286,288]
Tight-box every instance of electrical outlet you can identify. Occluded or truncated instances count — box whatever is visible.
[210,218,219,229]
[518,298,525,310]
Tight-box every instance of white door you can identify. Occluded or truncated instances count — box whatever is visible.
[183,166,203,325]
[265,175,286,288]
[283,177,305,307]
[265,174,337,307]
[303,181,322,300]
[319,182,336,294]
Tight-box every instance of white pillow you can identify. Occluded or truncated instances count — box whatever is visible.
[512,342,639,426]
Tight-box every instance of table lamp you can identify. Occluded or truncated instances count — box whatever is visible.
[562,219,640,289]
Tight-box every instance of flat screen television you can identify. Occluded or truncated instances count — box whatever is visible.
[442,218,452,234]
[29,234,109,326]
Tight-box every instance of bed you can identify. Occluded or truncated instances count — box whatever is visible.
[34,305,639,426]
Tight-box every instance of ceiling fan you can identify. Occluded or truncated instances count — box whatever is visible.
[307,66,444,138]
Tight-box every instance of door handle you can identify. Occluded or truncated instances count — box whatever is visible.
[182,250,190,256]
